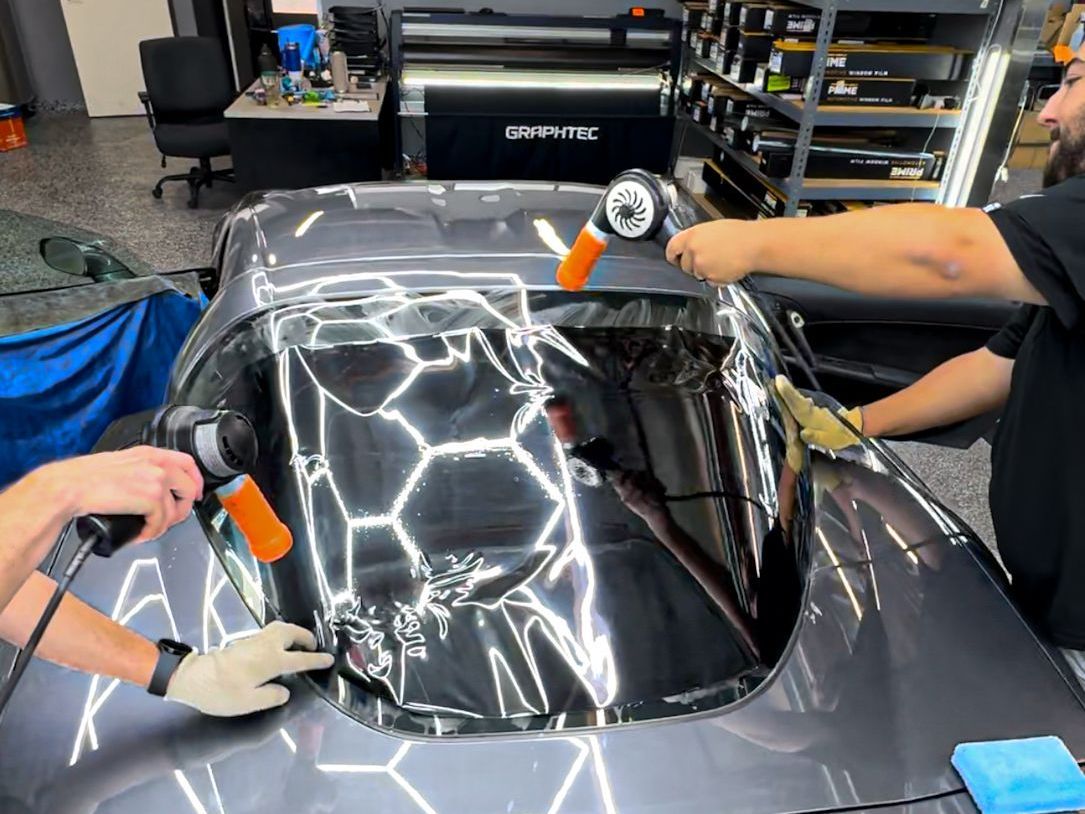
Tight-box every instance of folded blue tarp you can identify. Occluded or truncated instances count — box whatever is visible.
[0,289,202,487]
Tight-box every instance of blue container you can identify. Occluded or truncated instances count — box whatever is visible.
[282,41,302,74]
[279,24,317,67]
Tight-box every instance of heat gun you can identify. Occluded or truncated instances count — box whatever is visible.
[556,169,695,292]
[0,407,292,725]
[77,406,292,562]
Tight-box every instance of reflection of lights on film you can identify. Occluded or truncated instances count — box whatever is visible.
[815,528,863,621]
[71,558,181,766]
[274,291,617,716]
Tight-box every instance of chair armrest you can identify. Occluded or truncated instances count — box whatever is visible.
[138,91,155,129]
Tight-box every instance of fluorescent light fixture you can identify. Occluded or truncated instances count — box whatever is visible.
[402,68,662,92]
[939,46,1010,207]
[402,23,668,45]
[295,210,325,238]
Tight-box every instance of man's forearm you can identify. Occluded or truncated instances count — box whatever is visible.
[0,467,78,614]
[746,204,1044,303]
[0,571,157,688]
[861,348,1014,438]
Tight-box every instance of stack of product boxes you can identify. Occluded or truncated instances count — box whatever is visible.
[679,1,973,218]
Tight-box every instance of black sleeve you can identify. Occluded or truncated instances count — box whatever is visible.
[985,176,1085,329]
[986,305,1036,360]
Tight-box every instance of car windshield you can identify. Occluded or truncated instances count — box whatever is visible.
[178,287,809,736]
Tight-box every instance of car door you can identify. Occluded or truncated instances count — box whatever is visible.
[752,275,1019,448]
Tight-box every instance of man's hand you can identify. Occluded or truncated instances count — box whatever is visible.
[665,220,760,286]
[166,622,335,717]
[774,376,863,450]
[35,447,203,543]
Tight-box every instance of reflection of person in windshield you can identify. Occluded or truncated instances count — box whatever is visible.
[548,391,803,668]
[610,469,760,661]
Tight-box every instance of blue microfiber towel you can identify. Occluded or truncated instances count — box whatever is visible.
[952,737,1085,814]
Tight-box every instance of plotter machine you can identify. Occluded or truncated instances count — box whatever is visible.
[390,10,682,183]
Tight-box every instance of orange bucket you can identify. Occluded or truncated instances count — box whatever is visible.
[0,106,28,152]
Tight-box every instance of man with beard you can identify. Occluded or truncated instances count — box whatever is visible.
[666,52,1085,684]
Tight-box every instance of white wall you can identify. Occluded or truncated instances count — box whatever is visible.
[9,0,84,108]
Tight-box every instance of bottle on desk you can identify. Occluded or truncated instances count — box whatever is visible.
[331,51,349,95]
[282,42,304,90]
[257,44,282,107]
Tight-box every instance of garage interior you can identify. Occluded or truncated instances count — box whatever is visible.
[1,0,1084,811]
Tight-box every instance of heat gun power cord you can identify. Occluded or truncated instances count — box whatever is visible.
[0,532,99,728]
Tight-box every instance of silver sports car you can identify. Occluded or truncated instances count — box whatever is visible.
[1,182,1082,814]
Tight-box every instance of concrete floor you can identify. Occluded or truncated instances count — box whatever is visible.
[0,111,1043,550]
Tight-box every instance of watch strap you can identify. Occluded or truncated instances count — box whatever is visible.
[148,639,194,697]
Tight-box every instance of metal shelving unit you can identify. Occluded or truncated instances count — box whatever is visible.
[678,0,1044,215]
[689,53,962,129]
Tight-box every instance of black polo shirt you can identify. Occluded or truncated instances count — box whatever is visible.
[984,174,1085,649]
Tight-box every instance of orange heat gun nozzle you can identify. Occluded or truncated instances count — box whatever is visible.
[218,475,294,563]
[556,224,610,291]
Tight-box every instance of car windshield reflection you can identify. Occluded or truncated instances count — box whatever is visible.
[180,288,809,736]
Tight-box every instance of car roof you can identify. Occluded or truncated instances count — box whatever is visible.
[216,181,688,290]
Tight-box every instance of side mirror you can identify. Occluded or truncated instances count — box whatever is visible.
[40,237,136,284]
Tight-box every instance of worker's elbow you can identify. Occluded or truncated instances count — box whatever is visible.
[906,209,990,296]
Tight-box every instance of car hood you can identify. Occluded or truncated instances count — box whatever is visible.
[2,452,1084,814]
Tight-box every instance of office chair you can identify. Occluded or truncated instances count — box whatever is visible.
[139,37,236,209]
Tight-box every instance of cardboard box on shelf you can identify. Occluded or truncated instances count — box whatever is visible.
[762,7,935,40]
[1041,2,1071,50]
[818,77,917,107]
[683,3,709,29]
[758,144,944,182]
[769,41,970,81]
[1008,117,1052,170]
[1056,4,1085,47]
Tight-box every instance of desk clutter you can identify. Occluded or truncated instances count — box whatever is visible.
[251,33,378,111]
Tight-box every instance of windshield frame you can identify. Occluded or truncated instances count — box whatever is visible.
[178,283,812,737]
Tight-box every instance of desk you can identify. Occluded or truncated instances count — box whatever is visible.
[225,80,392,191]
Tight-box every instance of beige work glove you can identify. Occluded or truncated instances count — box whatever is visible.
[166,621,335,717]
[774,376,864,452]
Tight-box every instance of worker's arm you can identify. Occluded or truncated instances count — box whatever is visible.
[667,204,1046,305]
[0,571,156,687]
[0,571,334,715]
[860,347,1015,438]
[0,447,202,614]
[775,346,1014,452]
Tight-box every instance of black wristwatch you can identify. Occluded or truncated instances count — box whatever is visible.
[147,639,194,697]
